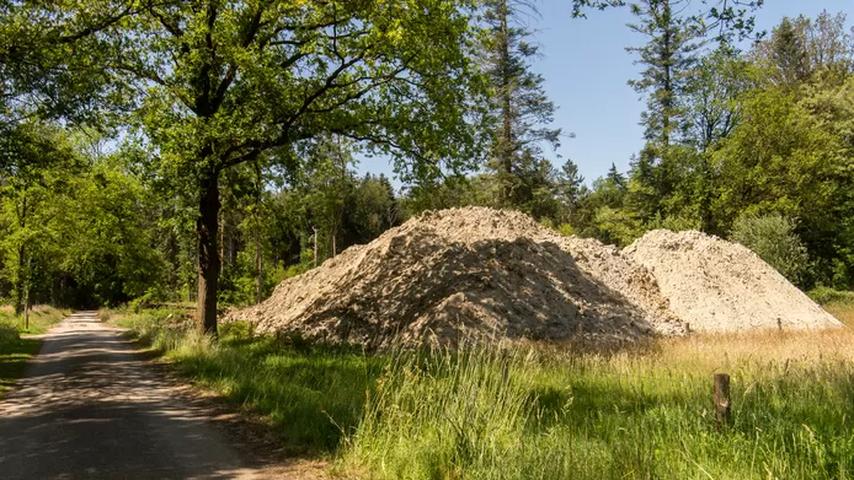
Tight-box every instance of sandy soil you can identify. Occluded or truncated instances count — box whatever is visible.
[625,230,842,332]
[228,207,685,348]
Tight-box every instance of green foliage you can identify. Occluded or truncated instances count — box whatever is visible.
[480,0,562,210]
[0,134,164,308]
[110,308,381,454]
[731,213,810,285]
[808,287,854,306]
[627,0,702,147]
[589,206,644,247]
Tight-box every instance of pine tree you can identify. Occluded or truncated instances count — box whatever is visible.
[481,0,561,206]
[557,158,585,209]
[627,0,701,150]
[767,17,811,85]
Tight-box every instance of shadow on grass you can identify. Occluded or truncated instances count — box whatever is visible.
[0,337,41,394]
[127,321,386,455]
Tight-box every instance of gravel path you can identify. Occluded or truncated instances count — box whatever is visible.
[0,312,324,479]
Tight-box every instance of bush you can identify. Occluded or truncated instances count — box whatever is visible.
[809,287,854,305]
[730,213,810,286]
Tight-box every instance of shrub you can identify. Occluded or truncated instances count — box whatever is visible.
[730,213,810,286]
[809,286,854,305]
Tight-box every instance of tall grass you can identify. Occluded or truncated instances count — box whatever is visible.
[0,304,67,335]
[111,306,854,479]
[107,308,382,454]
[342,329,854,479]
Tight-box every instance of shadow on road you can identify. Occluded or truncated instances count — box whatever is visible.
[0,312,306,480]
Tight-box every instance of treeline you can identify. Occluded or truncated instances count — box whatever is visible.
[0,2,851,324]
[413,8,854,290]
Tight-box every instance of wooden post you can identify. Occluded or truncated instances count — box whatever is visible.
[713,373,732,429]
[777,318,782,332]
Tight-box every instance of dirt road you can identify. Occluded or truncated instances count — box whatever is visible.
[0,312,322,479]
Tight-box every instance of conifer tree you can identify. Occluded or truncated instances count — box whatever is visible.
[481,0,562,207]
[627,0,701,150]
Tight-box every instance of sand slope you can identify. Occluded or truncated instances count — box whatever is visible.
[625,230,842,333]
[227,208,683,347]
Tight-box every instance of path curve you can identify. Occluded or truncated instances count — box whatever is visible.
[0,312,322,479]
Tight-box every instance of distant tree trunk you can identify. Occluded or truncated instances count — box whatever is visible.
[14,243,26,316]
[660,0,673,149]
[312,226,319,267]
[253,161,264,303]
[14,196,28,316]
[254,234,263,303]
[498,0,514,201]
[196,170,220,335]
[23,255,31,331]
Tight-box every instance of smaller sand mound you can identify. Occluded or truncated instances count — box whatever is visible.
[227,207,684,348]
[625,230,842,333]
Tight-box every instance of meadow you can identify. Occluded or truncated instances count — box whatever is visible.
[106,299,854,480]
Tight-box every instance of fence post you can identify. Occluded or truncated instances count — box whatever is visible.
[713,373,732,429]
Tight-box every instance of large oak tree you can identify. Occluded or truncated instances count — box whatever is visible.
[13,0,485,333]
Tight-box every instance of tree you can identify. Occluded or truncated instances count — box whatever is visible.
[556,158,586,211]
[762,17,811,85]
[683,46,753,151]
[0,124,80,315]
[572,0,765,43]
[481,0,562,205]
[627,0,701,149]
[754,12,854,86]
[730,213,809,286]
[711,83,851,287]
[20,1,486,333]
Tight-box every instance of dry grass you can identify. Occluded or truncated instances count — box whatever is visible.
[824,302,854,327]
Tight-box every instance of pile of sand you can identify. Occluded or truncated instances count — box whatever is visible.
[625,230,842,333]
[227,207,684,348]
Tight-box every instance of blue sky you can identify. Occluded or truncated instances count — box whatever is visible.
[357,0,854,187]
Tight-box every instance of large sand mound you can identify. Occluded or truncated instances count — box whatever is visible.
[625,230,842,333]
[227,207,684,348]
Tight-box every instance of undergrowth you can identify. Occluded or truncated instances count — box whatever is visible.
[109,304,854,479]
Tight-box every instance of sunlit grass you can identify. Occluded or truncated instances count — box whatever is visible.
[111,305,854,479]
[0,304,66,396]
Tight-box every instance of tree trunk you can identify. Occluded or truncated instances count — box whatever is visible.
[498,0,514,202]
[254,229,263,304]
[14,196,27,316]
[23,255,31,331]
[196,171,221,335]
[312,226,319,267]
[14,243,26,316]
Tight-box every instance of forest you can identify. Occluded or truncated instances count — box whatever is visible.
[1,1,852,326]
[2,1,854,479]
[0,1,854,325]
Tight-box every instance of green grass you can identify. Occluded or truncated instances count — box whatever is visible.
[104,308,383,455]
[0,305,67,396]
[110,305,854,479]
[815,288,854,327]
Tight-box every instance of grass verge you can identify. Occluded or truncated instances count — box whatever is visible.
[102,307,382,455]
[0,305,67,396]
[109,304,854,479]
